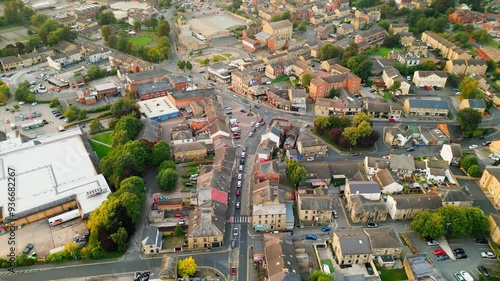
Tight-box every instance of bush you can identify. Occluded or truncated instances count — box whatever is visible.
[87,105,111,113]
[467,164,482,177]
[461,155,478,171]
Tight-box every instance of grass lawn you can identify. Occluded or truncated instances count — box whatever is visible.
[162,237,185,249]
[272,75,290,83]
[89,140,112,158]
[93,132,112,145]
[377,47,402,57]
[128,36,153,46]
[222,53,233,58]
[321,259,334,273]
[378,268,408,281]
[315,131,375,153]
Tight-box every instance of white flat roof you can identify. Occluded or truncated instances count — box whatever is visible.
[137,97,179,119]
[110,1,149,11]
[0,129,110,216]
[94,82,116,92]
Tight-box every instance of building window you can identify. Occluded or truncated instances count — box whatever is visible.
[305,216,308,219]
[193,239,197,243]
[214,237,218,242]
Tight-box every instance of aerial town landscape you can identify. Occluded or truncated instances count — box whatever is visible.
[1,0,500,280]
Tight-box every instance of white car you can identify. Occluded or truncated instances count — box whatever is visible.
[427,240,439,246]
[19,101,25,105]
[255,123,260,128]
[469,145,478,149]
[238,173,242,180]
[250,122,255,127]
[239,165,243,171]
[455,92,462,95]
[237,181,242,188]
[306,157,315,161]
[233,228,238,236]
[490,154,500,161]
[481,251,496,258]
[249,132,254,137]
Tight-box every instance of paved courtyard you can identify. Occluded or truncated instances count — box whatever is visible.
[189,13,246,39]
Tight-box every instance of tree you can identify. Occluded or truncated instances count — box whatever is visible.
[421,60,439,71]
[357,121,372,138]
[111,129,129,148]
[151,141,171,166]
[431,0,455,13]
[98,12,116,25]
[472,29,490,44]
[113,115,143,140]
[382,33,401,48]
[301,73,312,87]
[438,205,472,237]
[157,168,178,191]
[459,76,479,97]
[186,61,193,71]
[63,242,81,260]
[177,60,186,70]
[63,105,82,122]
[465,207,489,235]
[353,112,372,126]
[318,43,344,61]
[329,88,340,98]
[144,17,159,29]
[298,20,307,32]
[178,256,197,277]
[467,164,482,177]
[110,96,140,119]
[389,80,401,92]
[147,47,162,63]
[175,224,185,237]
[314,116,330,134]
[86,65,105,81]
[461,155,478,171]
[118,176,146,201]
[456,108,482,133]
[109,227,128,252]
[285,160,307,187]
[14,81,31,101]
[157,20,170,37]
[89,118,105,135]
[308,270,334,281]
[133,19,142,32]
[342,127,359,146]
[411,211,446,239]
[378,19,390,31]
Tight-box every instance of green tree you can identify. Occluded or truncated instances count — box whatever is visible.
[113,115,143,140]
[64,105,82,122]
[118,176,146,201]
[379,19,390,31]
[14,81,31,101]
[151,141,171,166]
[467,164,482,177]
[86,65,105,81]
[301,73,312,87]
[98,12,116,25]
[459,76,479,97]
[157,20,170,37]
[389,80,401,92]
[438,205,472,237]
[285,159,307,187]
[156,168,178,191]
[382,33,401,48]
[89,118,105,135]
[147,47,162,63]
[110,96,140,119]
[353,112,372,126]
[329,88,340,98]
[357,121,372,137]
[342,127,359,146]
[461,155,478,171]
[111,129,129,147]
[298,20,307,32]
[318,43,344,61]
[186,61,193,71]
[101,25,112,42]
[411,211,446,239]
[175,224,185,237]
[314,115,330,132]
[144,17,159,29]
[308,270,334,281]
[456,108,482,133]
[109,227,128,252]
[31,14,48,27]
[63,242,81,260]
[465,207,489,235]
[472,29,491,44]
[431,0,455,13]
[178,256,197,277]
[421,60,439,71]
[133,19,142,32]
[177,60,186,70]
[452,22,464,31]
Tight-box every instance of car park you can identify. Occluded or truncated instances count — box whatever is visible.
[481,251,496,258]
[433,249,446,256]
[366,223,377,228]
[476,237,488,244]
[454,273,465,281]
[460,271,474,281]
[478,266,490,277]
[305,234,317,240]
[321,226,331,232]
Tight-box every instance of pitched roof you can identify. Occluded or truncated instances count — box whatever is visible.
[443,190,472,202]
[373,169,396,187]
[267,19,293,30]
[407,99,449,110]
[187,205,225,238]
[335,230,372,255]
[141,226,162,249]
[173,142,206,153]
[350,195,388,213]
[390,155,416,170]
[263,233,301,281]
[485,166,500,181]
[466,99,486,109]
[299,195,332,210]
[416,70,448,78]
[137,118,159,143]
[390,194,442,209]
[347,181,381,194]
[366,156,391,169]
[366,228,402,249]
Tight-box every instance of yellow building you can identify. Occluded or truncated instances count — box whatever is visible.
[488,214,500,244]
[186,206,224,249]
[459,99,486,114]
[263,20,293,40]
[332,230,373,265]
[489,140,500,154]
[479,166,500,207]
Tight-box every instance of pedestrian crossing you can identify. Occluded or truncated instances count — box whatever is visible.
[230,216,252,224]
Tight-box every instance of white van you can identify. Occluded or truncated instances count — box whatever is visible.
[231,127,241,132]
[460,271,474,281]
[322,264,331,274]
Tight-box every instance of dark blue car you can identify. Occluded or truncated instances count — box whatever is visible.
[305,234,317,240]
[321,227,331,232]
[231,239,237,248]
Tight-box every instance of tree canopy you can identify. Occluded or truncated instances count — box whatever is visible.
[285,159,307,187]
[456,107,482,133]
[178,256,197,277]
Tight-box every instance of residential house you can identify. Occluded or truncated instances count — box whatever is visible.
[74,3,100,20]
[390,154,415,179]
[389,50,420,66]
[261,127,282,146]
[289,88,307,113]
[267,88,291,110]
[296,133,328,157]
[84,48,112,64]
[330,64,351,75]
[331,230,373,265]
[208,62,231,84]
[372,169,404,194]
[0,56,23,71]
[254,160,281,183]
[364,156,391,177]
[440,143,463,166]
[488,214,500,244]
[309,73,361,101]
[436,123,464,142]
[448,9,487,24]
[344,181,382,208]
[173,142,207,162]
[348,195,389,223]
[399,32,416,47]
[252,180,294,232]
[335,7,352,18]
[479,166,500,207]
[297,187,333,226]
[420,127,450,145]
[265,63,285,80]
[354,26,387,52]
[366,229,404,259]
[421,31,472,60]
[382,67,411,95]
[459,99,486,114]
[442,190,473,207]
[321,58,341,72]
[141,226,162,254]
[425,159,451,182]
[137,119,160,146]
[408,41,428,56]
[186,206,225,249]
[365,101,403,119]
[386,194,443,220]
[412,71,448,87]
[292,60,312,77]
[314,97,362,117]
[159,255,177,281]
[403,99,449,118]
[262,20,293,40]
[126,68,170,93]
[389,23,409,34]
[337,23,355,35]
[262,233,301,281]
[231,70,262,95]
[445,59,488,76]
[301,161,360,185]
[171,126,194,145]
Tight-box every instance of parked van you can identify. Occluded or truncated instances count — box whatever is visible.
[231,127,241,132]
[229,118,239,125]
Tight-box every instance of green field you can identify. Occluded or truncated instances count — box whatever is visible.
[89,140,112,158]
[321,259,334,273]
[378,268,407,281]
[377,47,402,58]
[93,132,112,145]
[128,36,153,46]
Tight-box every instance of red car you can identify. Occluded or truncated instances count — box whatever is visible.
[230,266,236,275]
[433,249,446,256]
[236,189,240,196]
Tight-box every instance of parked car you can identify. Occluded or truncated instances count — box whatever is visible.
[233,228,238,236]
[407,147,415,151]
[436,254,450,261]
[185,182,194,187]
[230,266,236,275]
[321,226,331,232]
[427,240,439,246]
[333,210,338,219]
[366,223,377,228]
[237,181,242,188]
[453,248,465,254]
[454,273,466,281]
[481,251,496,258]
[350,152,361,156]
[433,249,446,256]
[236,189,240,196]
[365,263,374,275]
[306,157,315,161]
[264,110,270,115]
[235,202,240,209]
[23,243,34,254]
[469,145,478,149]
[476,237,488,244]
[240,109,247,113]
[305,234,317,240]
[478,266,490,277]
[239,165,243,171]
[483,141,492,146]
[455,253,467,259]
[453,88,459,92]
[231,239,237,248]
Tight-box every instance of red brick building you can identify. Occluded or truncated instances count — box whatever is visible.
[242,38,263,52]
[448,10,487,24]
[309,73,361,102]
[167,76,188,92]
[126,69,169,93]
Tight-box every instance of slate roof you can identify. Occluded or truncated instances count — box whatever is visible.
[408,99,449,110]
[301,161,359,179]
[350,195,388,213]
[467,99,486,109]
[443,190,472,203]
[373,169,396,187]
[390,194,442,209]
[390,155,416,170]
[267,19,292,30]
[485,166,500,181]
[300,196,332,211]
[416,70,448,78]
[263,233,301,281]
[137,118,159,143]
[335,230,372,255]
[347,181,381,194]
[366,228,402,249]
[366,157,391,169]
[137,80,173,96]
[173,142,206,153]
[187,205,225,238]
[141,226,162,249]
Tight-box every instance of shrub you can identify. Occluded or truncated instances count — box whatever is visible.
[467,164,482,177]
[87,105,111,113]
